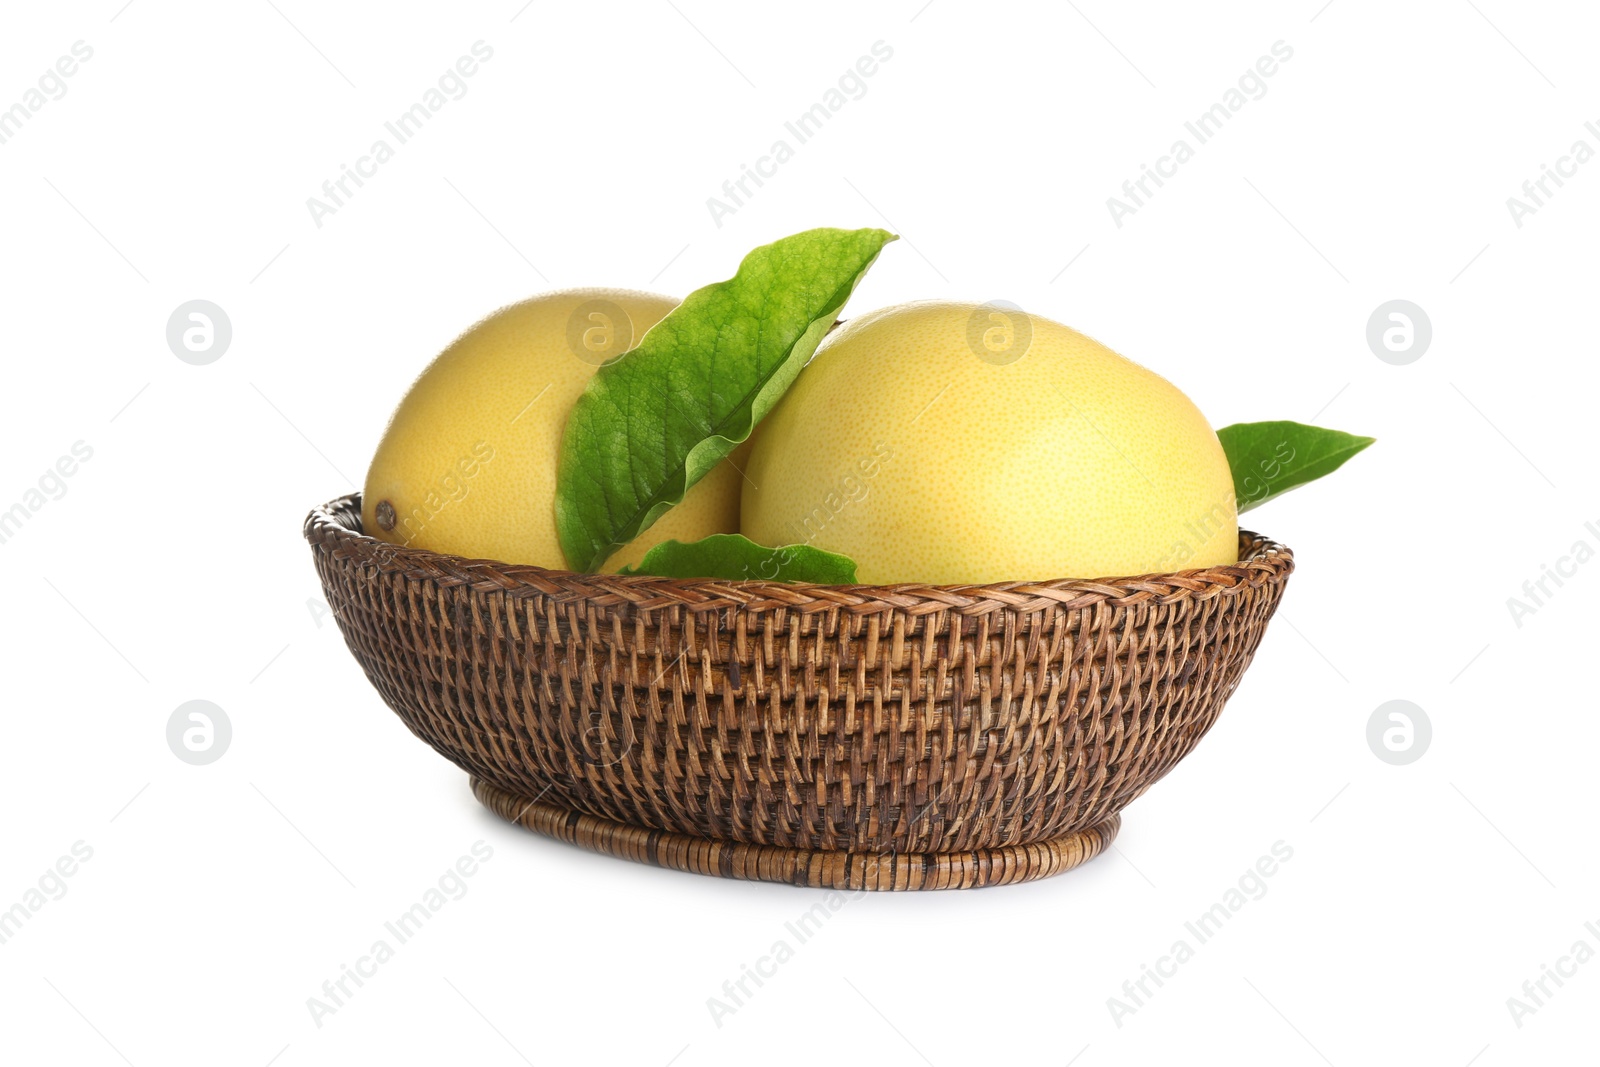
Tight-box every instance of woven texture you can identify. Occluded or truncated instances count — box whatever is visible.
[306,493,1291,876]
[472,777,1119,890]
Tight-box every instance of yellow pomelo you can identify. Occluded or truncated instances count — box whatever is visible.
[741,301,1237,584]
[363,288,748,571]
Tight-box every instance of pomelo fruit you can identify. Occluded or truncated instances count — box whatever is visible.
[363,288,747,571]
[740,300,1237,584]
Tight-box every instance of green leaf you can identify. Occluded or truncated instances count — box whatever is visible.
[616,534,859,584]
[555,227,896,572]
[1218,420,1375,513]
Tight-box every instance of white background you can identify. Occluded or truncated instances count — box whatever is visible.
[2,1,1595,1063]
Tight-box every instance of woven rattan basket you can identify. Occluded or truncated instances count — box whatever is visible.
[306,493,1292,890]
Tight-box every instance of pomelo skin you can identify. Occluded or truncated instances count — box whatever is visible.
[741,301,1237,584]
[363,288,748,572]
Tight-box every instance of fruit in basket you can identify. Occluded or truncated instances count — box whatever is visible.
[362,289,747,571]
[741,300,1238,584]
[312,232,1374,892]
[360,230,1370,586]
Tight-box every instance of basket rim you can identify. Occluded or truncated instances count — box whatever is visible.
[304,492,1292,614]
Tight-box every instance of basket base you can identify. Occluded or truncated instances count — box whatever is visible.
[471,777,1119,891]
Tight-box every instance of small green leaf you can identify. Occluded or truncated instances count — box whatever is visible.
[1218,420,1375,513]
[556,227,896,572]
[616,534,859,584]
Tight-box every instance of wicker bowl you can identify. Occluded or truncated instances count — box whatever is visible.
[305,493,1292,890]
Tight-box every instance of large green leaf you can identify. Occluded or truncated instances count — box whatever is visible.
[1218,420,1375,512]
[555,227,896,572]
[615,534,858,583]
